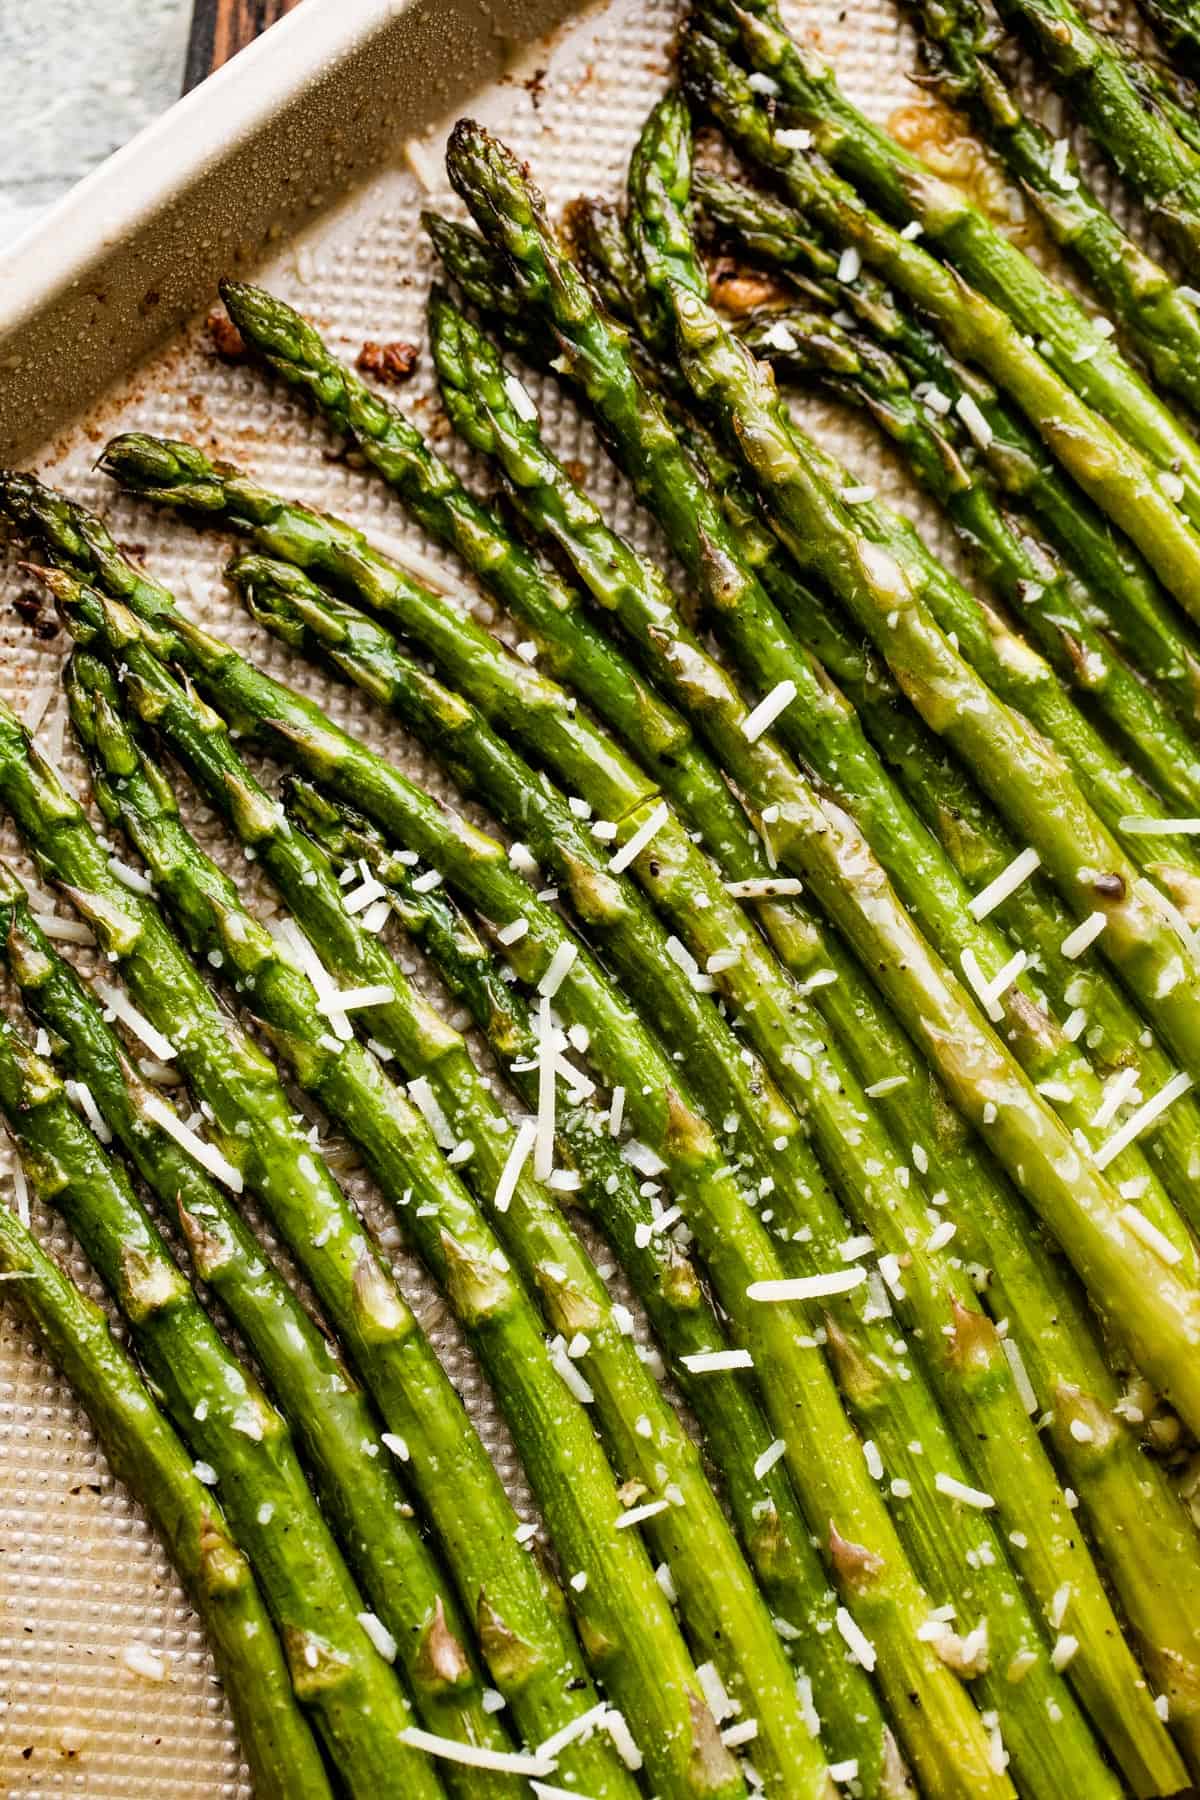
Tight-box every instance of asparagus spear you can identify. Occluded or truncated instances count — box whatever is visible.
[0,876,518,1788]
[65,647,813,1800]
[35,571,1012,1800]
[0,993,440,1796]
[629,87,1200,1148]
[678,12,1200,625]
[909,0,1200,412]
[282,775,897,1791]
[738,300,1200,826]
[0,696,634,1800]
[976,0,1200,267]
[63,652,744,1800]
[0,1197,331,1800]
[694,168,1200,748]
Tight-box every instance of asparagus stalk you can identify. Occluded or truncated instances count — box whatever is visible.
[979,0,1200,267]
[62,651,743,1800]
[0,1197,331,1800]
[678,10,1200,627]
[694,168,1200,749]
[211,279,755,882]
[34,570,1012,1800]
[282,775,897,1791]
[909,0,1200,411]
[629,87,1200,1156]
[0,694,633,1800]
[739,301,1200,826]
[0,876,518,1787]
[0,992,440,1796]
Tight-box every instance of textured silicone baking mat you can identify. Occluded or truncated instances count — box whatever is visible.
[0,0,1159,1787]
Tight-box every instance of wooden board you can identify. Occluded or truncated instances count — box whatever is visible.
[184,0,303,89]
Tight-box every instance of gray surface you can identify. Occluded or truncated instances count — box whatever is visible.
[0,0,191,248]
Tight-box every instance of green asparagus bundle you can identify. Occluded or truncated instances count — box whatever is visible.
[982,0,1200,267]
[282,774,897,1789]
[212,281,756,885]
[692,168,1200,749]
[65,647,750,1800]
[88,386,1189,1767]
[736,301,1200,823]
[67,334,1200,1752]
[90,379,1195,1324]
[0,1190,329,1800]
[62,555,1070,1794]
[678,8,1200,622]
[438,120,1200,1198]
[442,115,1200,1421]
[224,543,1178,1793]
[61,647,807,1800]
[26,564,1010,1799]
[0,694,634,1800]
[695,0,1200,479]
[61,514,1180,1792]
[909,0,1200,412]
[0,875,519,1788]
[191,281,1200,1233]
[14,351,1200,1375]
[625,87,1200,1158]
[429,204,1200,1185]
[0,985,439,1795]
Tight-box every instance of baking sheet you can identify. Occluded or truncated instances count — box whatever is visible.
[0,0,1162,1787]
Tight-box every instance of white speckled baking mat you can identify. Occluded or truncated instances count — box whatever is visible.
[0,0,1166,1787]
